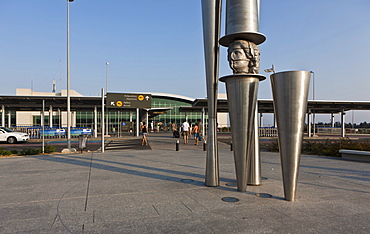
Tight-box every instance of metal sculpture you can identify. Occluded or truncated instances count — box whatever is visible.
[270,71,310,201]
[219,0,266,192]
[201,0,222,187]
[202,0,310,200]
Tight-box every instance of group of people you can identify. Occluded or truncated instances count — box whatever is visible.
[172,120,203,145]
[140,120,203,146]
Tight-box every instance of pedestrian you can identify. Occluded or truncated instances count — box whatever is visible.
[181,120,190,144]
[197,119,203,140]
[141,122,148,145]
[171,121,177,138]
[192,123,200,145]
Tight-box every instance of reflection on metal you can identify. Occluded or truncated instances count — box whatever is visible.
[270,71,310,201]
[202,0,222,187]
[255,193,273,198]
[248,106,262,186]
[220,74,264,192]
[222,197,240,202]
[181,179,194,183]
[219,0,266,46]
[219,0,266,192]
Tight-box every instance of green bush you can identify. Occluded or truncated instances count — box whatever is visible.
[45,145,56,153]
[0,148,13,156]
[267,137,370,157]
[19,148,41,156]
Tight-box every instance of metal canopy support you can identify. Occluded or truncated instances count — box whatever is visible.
[331,113,335,128]
[101,89,105,153]
[94,106,98,138]
[1,105,4,127]
[136,108,139,137]
[341,110,346,137]
[49,105,53,128]
[308,112,312,137]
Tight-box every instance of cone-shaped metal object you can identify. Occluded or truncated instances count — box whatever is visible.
[220,74,264,191]
[202,0,222,187]
[248,106,261,185]
[270,71,310,201]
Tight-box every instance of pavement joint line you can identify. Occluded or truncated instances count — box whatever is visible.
[84,152,94,212]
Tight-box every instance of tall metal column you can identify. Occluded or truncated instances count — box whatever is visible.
[202,0,222,187]
[66,0,73,149]
[101,89,105,153]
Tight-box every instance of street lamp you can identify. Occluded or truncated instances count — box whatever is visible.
[105,62,109,136]
[67,0,74,149]
[264,64,275,74]
[310,71,316,136]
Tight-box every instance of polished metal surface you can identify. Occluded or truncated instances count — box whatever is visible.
[219,0,266,46]
[220,74,263,192]
[202,0,222,187]
[270,71,310,201]
[248,106,261,185]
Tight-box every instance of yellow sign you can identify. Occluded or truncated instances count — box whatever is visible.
[138,95,144,101]
[116,101,123,107]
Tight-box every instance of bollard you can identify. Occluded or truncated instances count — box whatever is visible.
[176,140,180,151]
[203,140,207,151]
[230,141,233,151]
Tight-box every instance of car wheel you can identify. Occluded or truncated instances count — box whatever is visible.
[7,137,17,144]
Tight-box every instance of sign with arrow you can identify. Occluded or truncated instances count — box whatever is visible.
[106,93,152,108]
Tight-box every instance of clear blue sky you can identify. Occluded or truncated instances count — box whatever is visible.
[1,0,370,123]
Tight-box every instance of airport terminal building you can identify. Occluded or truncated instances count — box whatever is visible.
[0,89,228,137]
[1,88,370,138]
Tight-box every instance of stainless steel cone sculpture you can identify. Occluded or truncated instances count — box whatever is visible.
[248,107,262,186]
[220,75,264,191]
[219,0,266,192]
[270,71,310,201]
[201,0,222,187]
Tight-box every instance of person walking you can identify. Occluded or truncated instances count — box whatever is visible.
[141,122,149,145]
[192,123,200,145]
[171,121,178,138]
[197,119,203,141]
[181,120,190,144]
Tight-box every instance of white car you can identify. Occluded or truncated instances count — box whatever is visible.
[0,127,29,144]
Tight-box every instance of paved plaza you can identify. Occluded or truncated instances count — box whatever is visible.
[0,133,369,233]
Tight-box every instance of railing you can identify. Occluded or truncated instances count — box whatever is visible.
[11,126,92,139]
[259,127,278,137]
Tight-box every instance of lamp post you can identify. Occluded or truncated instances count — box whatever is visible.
[310,71,315,136]
[105,62,109,136]
[67,0,74,149]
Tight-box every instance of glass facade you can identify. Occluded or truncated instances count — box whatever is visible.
[73,95,205,133]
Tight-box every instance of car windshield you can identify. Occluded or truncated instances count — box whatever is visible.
[0,127,14,132]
